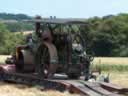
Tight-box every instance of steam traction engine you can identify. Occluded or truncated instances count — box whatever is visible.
[6,17,93,80]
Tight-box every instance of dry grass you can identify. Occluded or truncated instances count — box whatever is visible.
[110,72,128,87]
[93,57,128,65]
[15,31,33,35]
[0,82,79,96]
[0,55,11,64]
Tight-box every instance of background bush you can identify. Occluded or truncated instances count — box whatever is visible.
[0,23,25,54]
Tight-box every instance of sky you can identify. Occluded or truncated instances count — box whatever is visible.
[0,0,128,18]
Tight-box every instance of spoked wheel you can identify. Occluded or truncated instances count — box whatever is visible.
[35,43,50,79]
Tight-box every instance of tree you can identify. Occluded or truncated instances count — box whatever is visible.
[83,13,128,57]
[0,23,25,54]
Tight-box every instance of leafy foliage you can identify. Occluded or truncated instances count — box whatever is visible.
[5,22,34,32]
[0,23,25,54]
[0,13,31,20]
[0,13,33,32]
[83,13,128,57]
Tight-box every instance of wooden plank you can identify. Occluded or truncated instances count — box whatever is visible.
[80,81,121,96]
[65,80,102,96]
[99,82,128,93]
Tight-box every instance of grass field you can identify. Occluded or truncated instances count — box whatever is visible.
[0,55,128,96]
[93,57,128,65]
[109,71,128,87]
[0,82,79,96]
[92,57,128,87]
[91,57,128,72]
